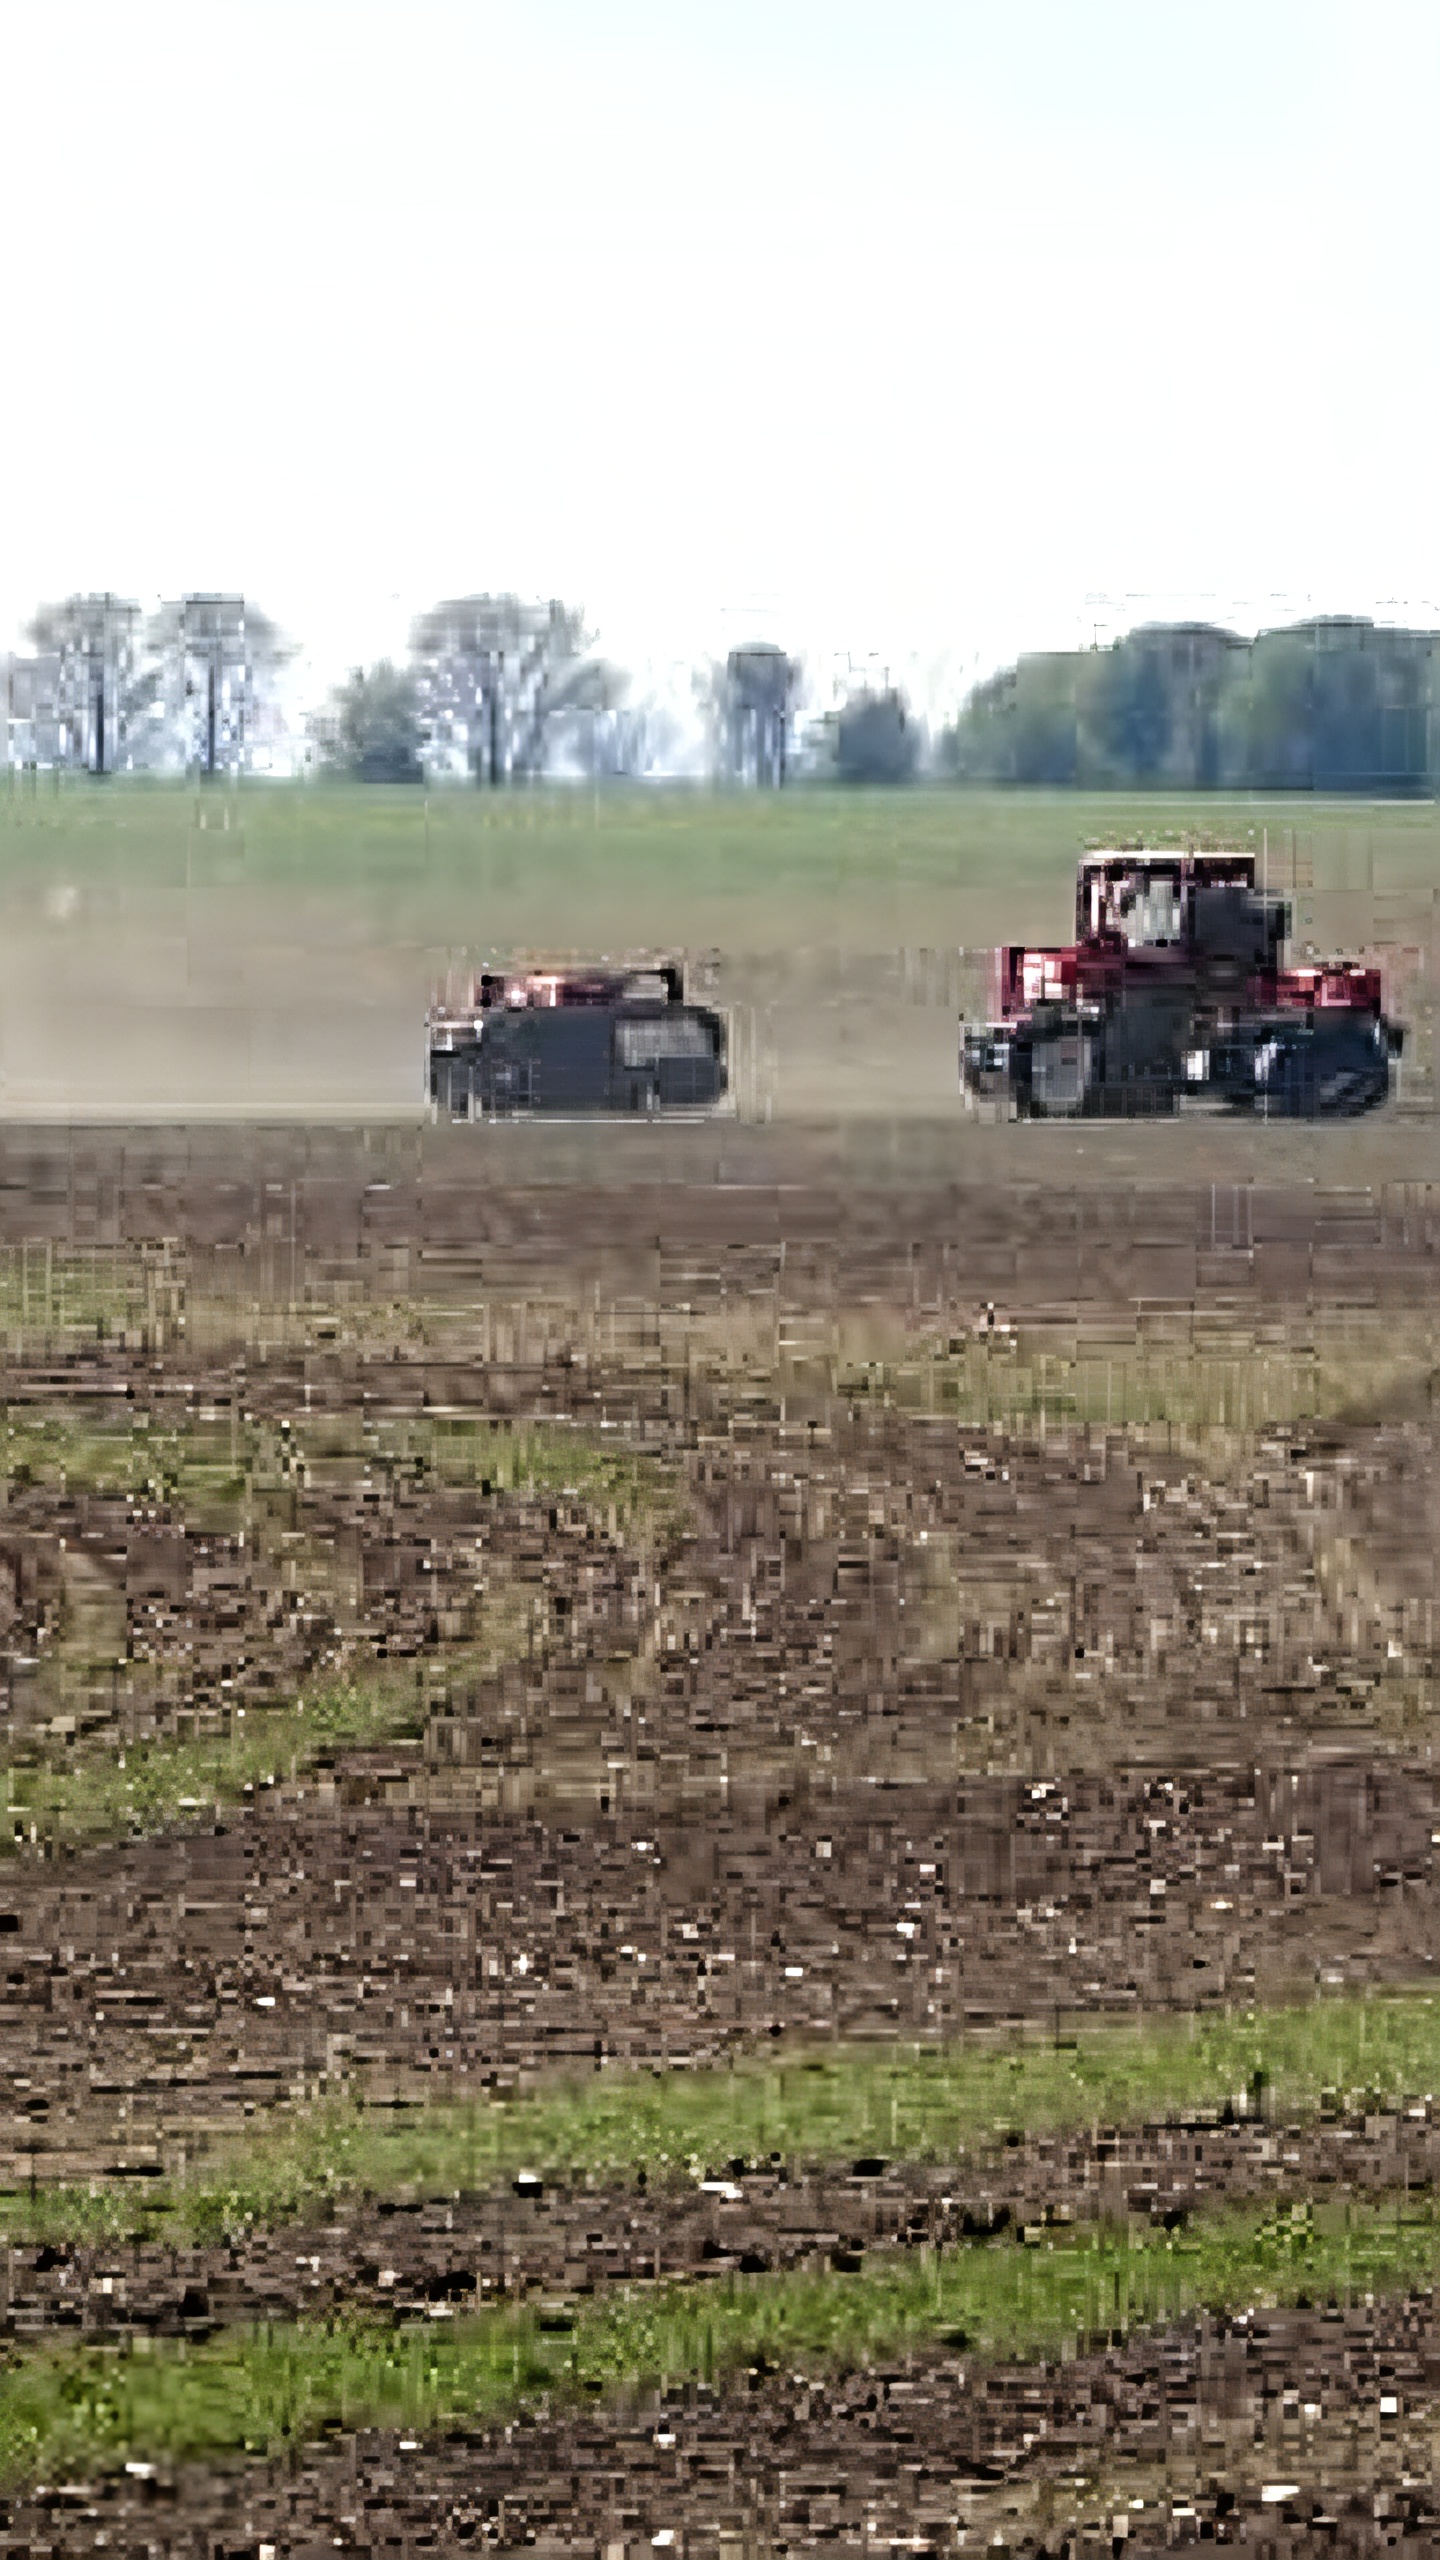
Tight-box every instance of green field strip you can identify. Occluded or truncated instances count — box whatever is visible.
[1,2194,1436,2489]
[364,1415,684,1546]
[0,1676,420,1857]
[4,777,1435,912]
[0,1405,676,1540]
[829,1310,1437,1439]
[4,1994,1439,2251]
[0,1616,527,1861]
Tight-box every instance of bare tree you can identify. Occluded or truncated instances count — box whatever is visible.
[691,658,731,777]
[410,595,621,783]
[577,693,681,780]
[148,595,291,778]
[24,594,146,774]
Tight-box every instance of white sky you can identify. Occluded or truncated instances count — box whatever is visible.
[2,0,1438,738]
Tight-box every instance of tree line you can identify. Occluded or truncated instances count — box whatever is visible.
[5,594,291,780]
[317,599,622,785]
[321,628,922,785]
[1,591,625,786]
[937,618,1440,797]
[3,593,822,785]
[6,595,1439,792]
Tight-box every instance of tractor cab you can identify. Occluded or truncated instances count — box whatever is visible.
[1076,848,1257,952]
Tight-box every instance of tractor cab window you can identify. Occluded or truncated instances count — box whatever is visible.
[615,1013,714,1068]
[1089,867,1184,949]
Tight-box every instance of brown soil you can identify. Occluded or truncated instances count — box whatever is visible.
[6,2112,1440,2347]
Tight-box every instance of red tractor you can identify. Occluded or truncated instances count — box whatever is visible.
[960,843,1404,1119]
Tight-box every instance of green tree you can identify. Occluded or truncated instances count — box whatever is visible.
[1218,621,1437,794]
[1077,638,1172,783]
[313,662,424,782]
[942,655,1080,784]
[941,616,1440,796]
[833,686,919,783]
[1303,621,1431,794]
[1216,632,1314,789]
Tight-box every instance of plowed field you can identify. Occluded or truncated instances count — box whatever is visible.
[2,1127,1440,2553]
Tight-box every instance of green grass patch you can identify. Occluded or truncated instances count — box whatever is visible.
[0,1408,243,1515]
[358,1414,683,1548]
[1,2192,1436,2488]
[0,1393,677,1545]
[829,1309,1438,1439]
[5,1993,1439,2252]
[0,1619,525,1862]
[0,1674,422,1856]
[0,1244,176,1356]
